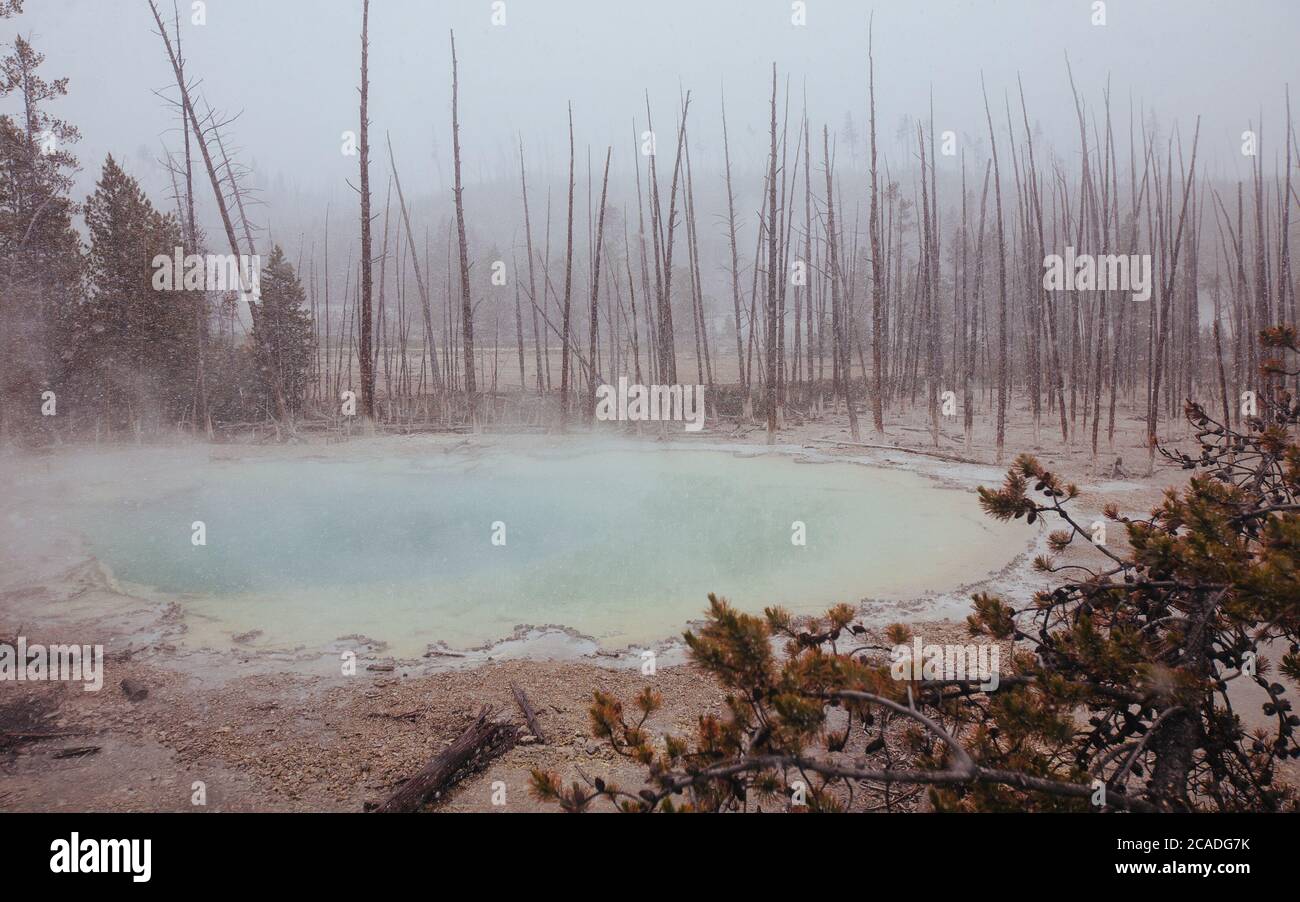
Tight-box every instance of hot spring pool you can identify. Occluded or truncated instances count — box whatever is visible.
[58,442,1025,655]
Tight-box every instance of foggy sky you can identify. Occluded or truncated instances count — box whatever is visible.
[7,0,1298,212]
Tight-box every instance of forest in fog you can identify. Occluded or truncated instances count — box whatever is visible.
[1,0,1296,474]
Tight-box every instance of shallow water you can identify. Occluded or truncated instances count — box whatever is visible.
[70,444,1024,655]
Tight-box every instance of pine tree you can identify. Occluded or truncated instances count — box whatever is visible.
[79,155,192,429]
[0,31,82,438]
[252,245,314,415]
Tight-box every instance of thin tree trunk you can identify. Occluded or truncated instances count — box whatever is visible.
[386,135,442,392]
[824,124,859,441]
[1147,120,1201,472]
[559,104,576,428]
[867,19,885,434]
[450,31,477,429]
[587,147,612,425]
[982,77,1009,462]
[358,0,375,422]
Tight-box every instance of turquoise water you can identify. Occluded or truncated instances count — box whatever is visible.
[79,446,1022,654]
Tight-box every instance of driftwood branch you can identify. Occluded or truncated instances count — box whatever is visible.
[807,438,983,466]
[53,746,101,760]
[374,707,516,813]
[510,682,546,744]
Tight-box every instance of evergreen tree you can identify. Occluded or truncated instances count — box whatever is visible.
[79,155,193,430]
[251,245,314,416]
[0,29,83,438]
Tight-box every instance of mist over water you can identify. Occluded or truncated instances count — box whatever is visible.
[64,444,1024,654]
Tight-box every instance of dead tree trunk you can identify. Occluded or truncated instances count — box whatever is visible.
[765,67,780,442]
[510,683,547,744]
[659,95,691,387]
[518,139,545,396]
[560,104,576,428]
[824,125,859,441]
[386,136,442,393]
[358,0,375,422]
[147,0,291,428]
[982,77,1009,462]
[721,90,747,406]
[867,19,885,434]
[587,147,613,425]
[918,124,938,447]
[168,7,211,439]
[449,31,477,429]
[374,708,516,813]
[1146,120,1200,473]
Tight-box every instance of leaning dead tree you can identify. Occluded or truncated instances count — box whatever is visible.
[147,0,292,427]
[659,95,691,389]
[156,1,210,437]
[586,147,612,425]
[518,139,545,395]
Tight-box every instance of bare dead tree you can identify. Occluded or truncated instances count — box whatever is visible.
[967,160,992,451]
[386,135,442,393]
[163,1,210,438]
[867,17,885,434]
[683,133,709,392]
[765,66,780,442]
[518,138,545,396]
[146,0,291,427]
[587,146,612,426]
[659,94,691,388]
[357,0,375,422]
[1146,118,1201,472]
[721,89,747,405]
[449,31,477,429]
[558,105,578,428]
[824,124,859,441]
[1012,78,1068,447]
[982,74,1008,462]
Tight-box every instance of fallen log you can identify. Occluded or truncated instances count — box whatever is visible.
[374,707,516,813]
[806,438,985,467]
[53,746,101,760]
[510,682,546,744]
